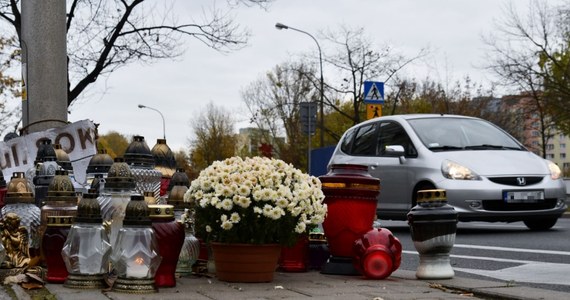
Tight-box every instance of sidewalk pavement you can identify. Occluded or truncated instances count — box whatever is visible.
[2,269,569,300]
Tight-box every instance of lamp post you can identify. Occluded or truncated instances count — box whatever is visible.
[275,22,324,147]
[138,104,166,139]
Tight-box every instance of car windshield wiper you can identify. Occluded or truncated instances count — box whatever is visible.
[428,145,464,151]
[464,144,522,150]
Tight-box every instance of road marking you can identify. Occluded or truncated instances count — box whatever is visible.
[453,244,570,256]
[403,243,570,286]
[453,264,570,286]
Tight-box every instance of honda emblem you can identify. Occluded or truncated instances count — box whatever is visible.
[516,177,526,186]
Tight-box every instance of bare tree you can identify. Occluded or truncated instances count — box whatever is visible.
[483,0,569,157]
[242,61,315,170]
[0,0,273,107]
[321,26,428,126]
[189,102,237,172]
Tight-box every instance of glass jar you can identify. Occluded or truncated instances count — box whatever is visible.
[176,209,200,277]
[43,215,73,283]
[149,204,184,287]
[62,192,111,289]
[2,172,41,260]
[111,195,161,294]
[40,170,77,248]
[98,157,135,247]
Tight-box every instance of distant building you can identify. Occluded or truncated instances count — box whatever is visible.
[499,94,570,176]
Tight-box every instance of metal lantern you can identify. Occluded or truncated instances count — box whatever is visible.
[98,157,136,247]
[124,135,162,202]
[33,157,61,207]
[111,194,161,294]
[85,148,113,193]
[151,139,176,198]
[407,189,457,279]
[26,139,56,191]
[40,170,77,246]
[167,168,190,192]
[167,181,190,220]
[1,172,41,262]
[62,191,111,289]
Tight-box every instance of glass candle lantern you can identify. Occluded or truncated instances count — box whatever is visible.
[43,215,73,283]
[176,209,200,277]
[33,157,61,208]
[1,172,41,261]
[124,136,162,202]
[62,191,111,289]
[85,148,113,193]
[98,157,135,248]
[148,204,184,287]
[40,170,77,249]
[112,194,161,294]
[151,139,176,198]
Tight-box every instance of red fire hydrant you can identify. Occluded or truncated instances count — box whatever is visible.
[319,164,380,275]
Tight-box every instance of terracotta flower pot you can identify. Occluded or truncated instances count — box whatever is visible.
[211,242,280,282]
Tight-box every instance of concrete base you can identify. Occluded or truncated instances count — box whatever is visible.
[416,253,454,279]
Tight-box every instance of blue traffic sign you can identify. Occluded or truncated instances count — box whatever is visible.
[363,81,384,103]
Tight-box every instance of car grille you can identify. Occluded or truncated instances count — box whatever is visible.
[482,199,557,211]
[487,176,544,186]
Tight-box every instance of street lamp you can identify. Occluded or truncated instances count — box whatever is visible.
[275,22,325,147]
[138,104,166,139]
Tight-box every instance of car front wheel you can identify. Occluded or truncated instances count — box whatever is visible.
[523,218,558,231]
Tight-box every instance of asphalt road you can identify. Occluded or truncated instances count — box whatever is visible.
[380,217,570,293]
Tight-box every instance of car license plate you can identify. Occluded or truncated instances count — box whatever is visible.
[503,190,544,203]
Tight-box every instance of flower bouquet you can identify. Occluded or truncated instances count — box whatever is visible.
[184,156,327,247]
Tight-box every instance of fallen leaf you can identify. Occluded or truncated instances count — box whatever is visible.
[21,282,43,290]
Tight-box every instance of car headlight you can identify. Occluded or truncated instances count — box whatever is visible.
[547,160,561,180]
[441,159,481,180]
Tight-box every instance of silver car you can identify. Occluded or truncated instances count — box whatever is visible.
[328,114,568,230]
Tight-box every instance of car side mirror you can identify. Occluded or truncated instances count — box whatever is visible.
[385,145,405,156]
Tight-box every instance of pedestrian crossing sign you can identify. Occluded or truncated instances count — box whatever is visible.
[367,103,382,120]
[363,81,384,103]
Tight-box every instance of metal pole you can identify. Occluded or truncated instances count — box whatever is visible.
[21,0,68,134]
[138,104,166,139]
[275,23,324,147]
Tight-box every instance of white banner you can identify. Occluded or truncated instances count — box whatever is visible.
[0,119,97,186]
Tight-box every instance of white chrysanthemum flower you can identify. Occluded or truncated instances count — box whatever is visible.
[220,214,228,222]
[269,207,285,220]
[199,198,209,208]
[221,220,233,230]
[235,196,251,208]
[294,222,306,233]
[210,196,221,206]
[275,198,288,208]
[205,225,212,232]
[253,206,263,214]
[237,185,251,197]
[230,212,241,223]
[221,199,233,211]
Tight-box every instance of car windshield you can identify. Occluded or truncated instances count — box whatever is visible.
[408,117,524,151]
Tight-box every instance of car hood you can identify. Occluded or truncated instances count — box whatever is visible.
[434,150,550,176]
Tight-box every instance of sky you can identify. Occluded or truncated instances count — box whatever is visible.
[65,0,553,152]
